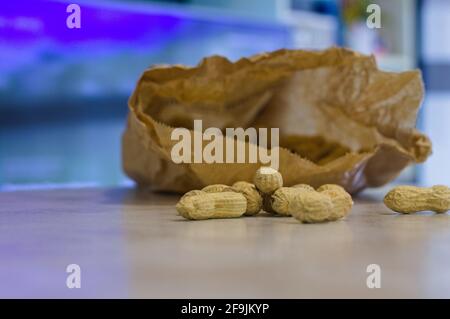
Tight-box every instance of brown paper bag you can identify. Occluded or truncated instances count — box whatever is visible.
[122,48,431,194]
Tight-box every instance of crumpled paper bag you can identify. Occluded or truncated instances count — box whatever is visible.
[122,48,431,194]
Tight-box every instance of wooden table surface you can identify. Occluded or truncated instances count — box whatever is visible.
[0,186,449,298]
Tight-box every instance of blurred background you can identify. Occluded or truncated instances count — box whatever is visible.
[0,0,447,190]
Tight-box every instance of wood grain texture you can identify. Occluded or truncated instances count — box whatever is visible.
[0,187,449,298]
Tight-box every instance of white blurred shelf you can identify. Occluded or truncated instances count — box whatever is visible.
[421,93,450,186]
[377,54,416,72]
[189,0,338,49]
[422,0,450,63]
[280,10,337,49]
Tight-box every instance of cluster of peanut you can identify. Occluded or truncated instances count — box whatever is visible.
[254,167,353,223]
[176,166,353,223]
[175,166,450,221]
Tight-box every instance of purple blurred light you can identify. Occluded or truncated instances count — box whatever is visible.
[0,0,183,45]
